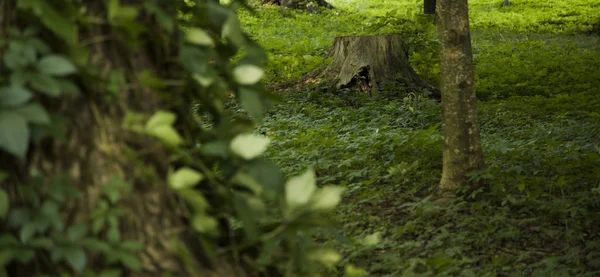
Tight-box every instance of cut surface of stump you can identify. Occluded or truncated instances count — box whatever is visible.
[311,34,439,97]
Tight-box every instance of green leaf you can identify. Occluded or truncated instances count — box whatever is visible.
[146,125,183,146]
[145,110,176,131]
[186,28,213,46]
[137,69,165,89]
[310,186,345,211]
[232,193,260,241]
[145,111,183,146]
[37,55,77,76]
[168,167,204,190]
[233,64,264,85]
[0,189,8,219]
[67,224,88,242]
[107,227,120,243]
[285,169,317,212]
[307,248,341,269]
[191,214,218,235]
[41,200,59,217]
[117,251,141,270]
[178,189,210,212]
[120,240,144,252]
[0,86,33,107]
[29,73,61,96]
[28,237,54,249]
[0,234,18,247]
[18,0,78,45]
[57,79,81,96]
[200,141,229,157]
[239,88,264,120]
[362,232,381,246]
[92,218,106,235]
[65,247,87,273]
[19,222,37,243]
[3,42,36,70]
[81,238,111,254]
[12,102,51,124]
[230,133,270,160]
[222,14,245,47]
[0,112,30,160]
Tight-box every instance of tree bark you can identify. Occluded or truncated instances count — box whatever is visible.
[435,0,484,199]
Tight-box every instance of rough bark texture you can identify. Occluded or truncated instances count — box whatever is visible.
[435,0,484,197]
[313,35,439,96]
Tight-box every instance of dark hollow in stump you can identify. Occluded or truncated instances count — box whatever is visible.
[315,34,439,97]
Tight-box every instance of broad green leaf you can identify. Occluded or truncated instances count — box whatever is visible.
[232,172,263,196]
[145,110,176,131]
[362,232,381,246]
[0,112,30,160]
[178,189,210,212]
[285,169,317,212]
[19,222,37,243]
[0,189,8,219]
[233,65,264,85]
[137,69,166,89]
[145,111,182,146]
[232,193,260,241]
[345,265,368,277]
[57,79,81,96]
[17,0,78,45]
[121,240,144,251]
[28,237,54,249]
[222,15,245,47]
[117,251,141,270]
[13,249,35,263]
[191,214,218,235]
[67,224,88,242]
[0,86,33,107]
[230,133,270,160]
[168,167,204,190]
[307,248,341,269]
[12,103,51,124]
[3,42,36,70]
[65,247,87,273]
[30,73,61,96]
[200,141,229,157]
[81,238,111,254]
[107,227,120,243]
[310,186,345,211]
[144,2,173,32]
[146,125,183,146]
[192,72,216,87]
[239,88,264,120]
[37,55,77,76]
[186,28,213,46]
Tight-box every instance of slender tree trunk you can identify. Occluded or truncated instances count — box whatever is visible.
[435,0,484,199]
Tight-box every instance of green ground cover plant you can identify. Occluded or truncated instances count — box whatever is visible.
[236,0,600,275]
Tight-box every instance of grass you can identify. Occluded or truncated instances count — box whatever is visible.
[236,0,600,275]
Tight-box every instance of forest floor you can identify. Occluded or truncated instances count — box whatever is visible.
[239,0,600,276]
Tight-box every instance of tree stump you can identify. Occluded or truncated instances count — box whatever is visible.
[314,34,439,97]
[263,0,334,9]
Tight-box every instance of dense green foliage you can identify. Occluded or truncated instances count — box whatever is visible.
[235,0,600,276]
[0,0,346,276]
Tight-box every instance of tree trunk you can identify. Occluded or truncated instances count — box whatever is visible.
[434,0,484,201]
[312,35,440,97]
